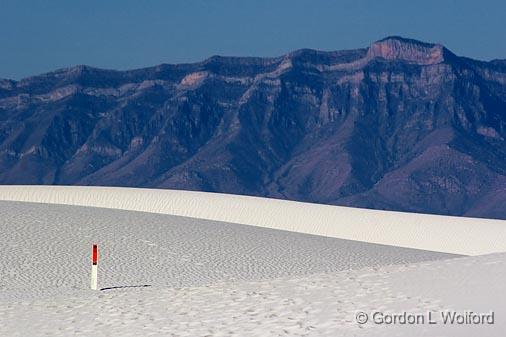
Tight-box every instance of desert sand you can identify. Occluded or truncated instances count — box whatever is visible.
[0,186,505,336]
[0,185,505,255]
[2,253,504,336]
[0,200,453,301]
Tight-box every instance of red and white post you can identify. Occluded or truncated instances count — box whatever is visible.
[91,244,98,290]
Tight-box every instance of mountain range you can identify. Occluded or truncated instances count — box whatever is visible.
[1,36,505,219]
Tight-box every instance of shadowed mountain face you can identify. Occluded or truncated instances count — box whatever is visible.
[1,36,505,219]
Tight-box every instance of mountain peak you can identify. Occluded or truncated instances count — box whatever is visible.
[368,36,445,65]
[376,36,436,47]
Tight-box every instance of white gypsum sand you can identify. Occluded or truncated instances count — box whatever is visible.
[0,190,503,336]
[1,248,504,336]
[0,185,505,255]
[0,201,455,301]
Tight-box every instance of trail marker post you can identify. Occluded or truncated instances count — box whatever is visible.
[91,244,98,290]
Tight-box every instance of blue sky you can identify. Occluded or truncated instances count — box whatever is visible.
[1,0,505,79]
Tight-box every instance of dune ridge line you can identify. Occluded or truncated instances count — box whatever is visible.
[0,185,505,255]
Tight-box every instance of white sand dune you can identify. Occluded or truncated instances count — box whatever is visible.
[1,188,504,336]
[0,201,454,301]
[1,248,504,336]
[0,200,461,336]
[0,185,505,255]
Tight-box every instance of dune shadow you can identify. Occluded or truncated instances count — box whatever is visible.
[100,284,152,291]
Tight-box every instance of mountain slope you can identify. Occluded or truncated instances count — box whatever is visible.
[1,36,505,219]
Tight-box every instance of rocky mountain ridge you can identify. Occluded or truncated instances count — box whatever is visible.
[1,36,505,219]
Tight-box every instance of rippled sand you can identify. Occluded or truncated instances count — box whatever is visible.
[0,192,503,336]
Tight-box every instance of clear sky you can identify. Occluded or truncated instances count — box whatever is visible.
[1,0,505,80]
